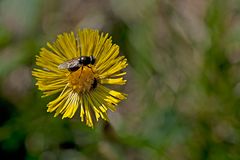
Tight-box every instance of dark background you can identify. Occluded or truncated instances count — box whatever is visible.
[1,0,240,159]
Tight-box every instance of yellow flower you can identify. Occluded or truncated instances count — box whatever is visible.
[32,29,127,127]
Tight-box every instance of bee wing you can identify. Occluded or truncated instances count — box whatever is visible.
[58,58,80,69]
[58,62,70,69]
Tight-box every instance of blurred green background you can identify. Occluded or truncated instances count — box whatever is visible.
[1,0,240,159]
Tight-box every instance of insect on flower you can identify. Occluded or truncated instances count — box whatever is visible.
[32,29,127,127]
[58,55,96,71]
[58,55,98,89]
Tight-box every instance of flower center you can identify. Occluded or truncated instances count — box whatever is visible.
[68,66,95,93]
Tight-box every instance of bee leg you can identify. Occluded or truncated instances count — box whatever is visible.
[87,65,95,74]
[78,66,83,79]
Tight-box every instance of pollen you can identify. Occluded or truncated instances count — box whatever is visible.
[68,66,95,93]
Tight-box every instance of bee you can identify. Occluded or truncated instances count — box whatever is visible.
[58,55,98,89]
[58,56,96,72]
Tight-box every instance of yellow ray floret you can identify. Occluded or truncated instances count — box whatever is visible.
[32,28,127,127]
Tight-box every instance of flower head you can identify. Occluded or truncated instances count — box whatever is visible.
[32,29,127,127]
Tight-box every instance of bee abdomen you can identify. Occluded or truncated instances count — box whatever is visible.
[68,66,80,72]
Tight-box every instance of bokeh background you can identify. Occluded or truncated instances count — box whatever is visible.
[1,0,240,159]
